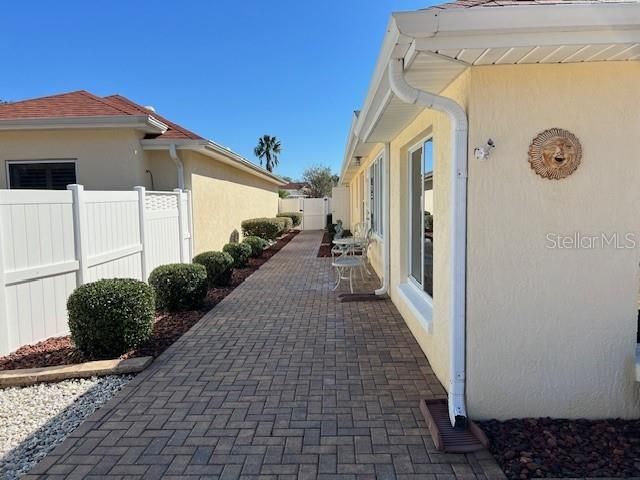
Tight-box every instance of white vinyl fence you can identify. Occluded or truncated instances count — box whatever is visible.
[0,185,193,355]
[279,197,331,230]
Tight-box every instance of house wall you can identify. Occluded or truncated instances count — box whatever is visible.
[144,150,179,191]
[347,71,471,389]
[0,129,147,189]
[182,150,280,253]
[466,62,640,419]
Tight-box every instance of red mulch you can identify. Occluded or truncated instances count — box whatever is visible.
[317,231,333,257]
[479,417,640,479]
[0,230,300,371]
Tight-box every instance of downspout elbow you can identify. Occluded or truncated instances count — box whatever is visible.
[169,144,185,190]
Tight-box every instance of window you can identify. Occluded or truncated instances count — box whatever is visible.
[369,155,384,236]
[7,161,76,189]
[408,139,434,296]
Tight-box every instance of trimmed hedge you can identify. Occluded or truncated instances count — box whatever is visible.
[193,251,234,287]
[277,212,302,227]
[148,263,207,312]
[242,236,268,258]
[241,217,281,241]
[274,216,292,233]
[67,278,154,359]
[223,242,252,268]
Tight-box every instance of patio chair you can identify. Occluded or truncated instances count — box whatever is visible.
[352,227,373,278]
[331,228,373,293]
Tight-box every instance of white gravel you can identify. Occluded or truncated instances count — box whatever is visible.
[0,375,131,479]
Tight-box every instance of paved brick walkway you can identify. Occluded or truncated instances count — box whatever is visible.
[27,231,504,479]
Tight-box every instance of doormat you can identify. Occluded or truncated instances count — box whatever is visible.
[339,293,387,302]
[420,399,489,453]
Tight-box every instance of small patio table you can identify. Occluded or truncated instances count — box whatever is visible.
[332,236,361,254]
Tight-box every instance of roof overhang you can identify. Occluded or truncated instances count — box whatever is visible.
[141,139,286,187]
[0,115,168,134]
[340,2,640,184]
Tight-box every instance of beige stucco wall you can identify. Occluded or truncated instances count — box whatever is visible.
[349,146,386,279]
[144,150,180,191]
[347,71,470,390]
[182,150,280,253]
[0,129,147,189]
[466,62,640,419]
[387,71,470,390]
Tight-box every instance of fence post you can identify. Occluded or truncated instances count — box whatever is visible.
[0,201,10,355]
[186,189,194,261]
[174,189,186,263]
[68,184,89,285]
[134,186,148,280]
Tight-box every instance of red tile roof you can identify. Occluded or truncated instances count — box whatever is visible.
[0,90,203,140]
[427,0,634,8]
[0,90,132,119]
[103,95,203,140]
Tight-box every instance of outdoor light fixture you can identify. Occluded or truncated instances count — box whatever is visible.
[474,139,495,161]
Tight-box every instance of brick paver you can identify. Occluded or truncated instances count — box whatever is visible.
[26,231,504,479]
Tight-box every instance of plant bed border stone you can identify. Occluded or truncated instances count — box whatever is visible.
[0,356,152,388]
[0,230,300,374]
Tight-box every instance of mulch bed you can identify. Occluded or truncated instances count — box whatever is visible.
[0,230,300,372]
[317,231,333,258]
[479,417,640,479]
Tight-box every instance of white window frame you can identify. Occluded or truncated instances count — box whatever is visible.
[369,154,384,237]
[406,136,433,297]
[6,159,78,189]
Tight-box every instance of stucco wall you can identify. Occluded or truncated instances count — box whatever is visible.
[144,150,180,191]
[387,71,470,390]
[466,62,640,419]
[347,146,385,278]
[183,150,280,253]
[347,71,470,389]
[0,129,147,189]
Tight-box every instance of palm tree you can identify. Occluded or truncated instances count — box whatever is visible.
[253,135,281,172]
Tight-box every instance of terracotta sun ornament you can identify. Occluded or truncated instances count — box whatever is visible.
[528,128,582,180]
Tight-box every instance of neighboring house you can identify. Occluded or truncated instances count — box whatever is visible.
[281,181,309,198]
[0,90,285,252]
[339,0,640,426]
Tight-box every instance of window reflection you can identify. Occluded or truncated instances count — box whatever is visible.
[409,139,433,297]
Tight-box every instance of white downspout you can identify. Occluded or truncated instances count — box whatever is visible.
[375,142,391,296]
[169,143,185,190]
[388,57,469,429]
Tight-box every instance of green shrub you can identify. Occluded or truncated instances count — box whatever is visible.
[243,236,268,257]
[241,217,281,241]
[193,251,234,287]
[223,242,252,268]
[67,278,154,359]
[148,263,207,312]
[277,212,302,227]
[274,216,292,233]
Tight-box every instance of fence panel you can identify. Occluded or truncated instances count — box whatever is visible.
[279,197,330,230]
[0,190,78,354]
[84,191,142,283]
[144,191,182,275]
[0,186,193,355]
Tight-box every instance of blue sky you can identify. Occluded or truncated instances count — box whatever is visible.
[0,0,435,180]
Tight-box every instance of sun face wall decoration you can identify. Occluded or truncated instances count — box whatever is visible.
[528,128,582,180]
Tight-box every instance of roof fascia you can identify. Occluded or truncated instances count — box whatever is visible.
[0,115,168,133]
